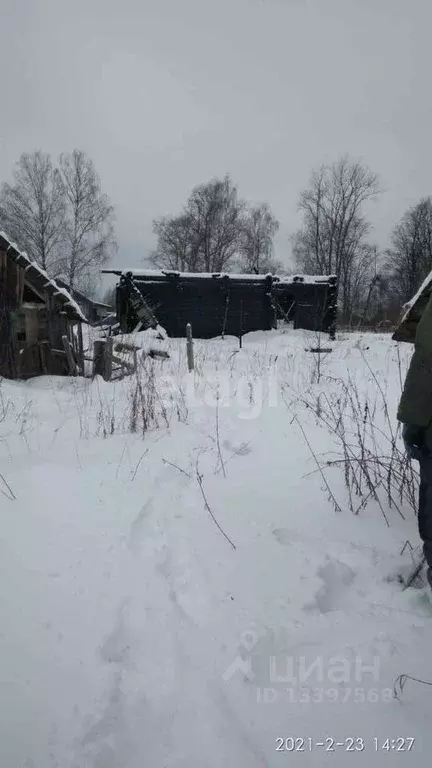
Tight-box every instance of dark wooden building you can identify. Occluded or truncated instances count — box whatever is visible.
[0,232,86,379]
[104,269,337,339]
[274,274,337,334]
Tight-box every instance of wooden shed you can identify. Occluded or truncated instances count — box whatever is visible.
[0,232,86,379]
[104,269,337,339]
[55,278,114,326]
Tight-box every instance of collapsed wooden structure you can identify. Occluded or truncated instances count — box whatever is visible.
[104,270,337,339]
[274,274,337,336]
[0,232,86,379]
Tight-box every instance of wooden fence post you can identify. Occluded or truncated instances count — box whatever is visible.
[77,322,85,373]
[93,338,114,381]
[104,336,113,381]
[186,323,194,371]
[39,341,50,375]
[92,340,105,378]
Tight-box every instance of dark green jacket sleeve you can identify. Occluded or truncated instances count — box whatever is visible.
[397,293,432,427]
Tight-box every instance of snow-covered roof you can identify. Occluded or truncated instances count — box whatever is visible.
[0,231,87,323]
[54,277,114,311]
[103,268,337,286]
[276,274,337,286]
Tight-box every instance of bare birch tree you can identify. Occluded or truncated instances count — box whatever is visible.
[186,175,245,272]
[57,150,116,290]
[151,175,245,272]
[291,156,380,319]
[239,203,281,273]
[151,214,198,271]
[0,151,64,271]
[385,197,432,304]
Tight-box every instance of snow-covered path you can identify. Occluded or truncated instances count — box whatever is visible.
[1,330,431,766]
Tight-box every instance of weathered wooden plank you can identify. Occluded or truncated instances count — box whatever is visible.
[92,338,113,380]
[92,340,106,378]
[77,322,84,372]
[62,335,78,375]
[186,323,194,371]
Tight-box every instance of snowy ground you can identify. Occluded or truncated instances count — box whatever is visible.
[1,328,431,767]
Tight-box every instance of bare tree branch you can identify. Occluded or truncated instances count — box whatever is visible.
[150,175,245,273]
[238,203,281,273]
[291,156,380,320]
[385,197,432,305]
[57,150,116,290]
[0,151,65,270]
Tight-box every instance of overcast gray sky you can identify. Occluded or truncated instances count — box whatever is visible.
[1,0,430,272]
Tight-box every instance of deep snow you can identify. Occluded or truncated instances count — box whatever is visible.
[1,328,431,767]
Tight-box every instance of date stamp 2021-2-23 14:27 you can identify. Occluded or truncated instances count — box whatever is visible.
[275,737,416,753]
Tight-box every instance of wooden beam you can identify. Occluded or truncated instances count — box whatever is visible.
[92,338,113,381]
[77,323,84,372]
[62,335,78,375]
[186,323,194,371]
[92,340,106,378]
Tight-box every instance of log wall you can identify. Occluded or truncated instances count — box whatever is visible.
[115,272,338,339]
